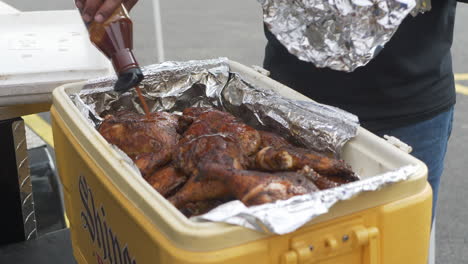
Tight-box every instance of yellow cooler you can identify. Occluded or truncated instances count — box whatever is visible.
[51,61,431,264]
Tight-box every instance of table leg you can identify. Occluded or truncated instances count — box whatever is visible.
[0,118,37,245]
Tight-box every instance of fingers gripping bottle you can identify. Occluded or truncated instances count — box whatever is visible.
[81,4,144,93]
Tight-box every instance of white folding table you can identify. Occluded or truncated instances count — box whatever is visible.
[0,2,111,245]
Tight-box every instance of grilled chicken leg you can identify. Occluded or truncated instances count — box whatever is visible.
[168,178,232,209]
[254,146,358,182]
[200,164,319,206]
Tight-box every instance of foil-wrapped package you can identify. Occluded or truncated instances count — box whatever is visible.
[73,58,418,234]
[259,0,431,72]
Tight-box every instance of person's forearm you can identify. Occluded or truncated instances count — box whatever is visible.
[75,0,139,23]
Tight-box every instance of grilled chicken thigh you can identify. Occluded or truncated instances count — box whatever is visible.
[98,110,179,177]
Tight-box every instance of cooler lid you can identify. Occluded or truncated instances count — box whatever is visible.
[0,10,112,107]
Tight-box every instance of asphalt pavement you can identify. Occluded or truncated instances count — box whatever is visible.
[2,1,468,263]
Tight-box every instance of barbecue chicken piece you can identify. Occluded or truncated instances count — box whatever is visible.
[170,162,318,208]
[174,134,247,177]
[170,135,245,209]
[168,178,232,209]
[199,164,319,206]
[98,110,180,177]
[176,107,213,133]
[146,165,187,197]
[254,146,358,183]
[258,130,292,149]
[178,107,261,155]
[171,107,260,209]
[299,166,342,190]
[171,108,331,209]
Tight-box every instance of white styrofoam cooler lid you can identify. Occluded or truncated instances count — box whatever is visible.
[0,10,112,107]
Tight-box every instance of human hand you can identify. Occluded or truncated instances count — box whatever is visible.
[75,0,139,23]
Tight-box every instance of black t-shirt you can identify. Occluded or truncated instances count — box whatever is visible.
[263,0,459,132]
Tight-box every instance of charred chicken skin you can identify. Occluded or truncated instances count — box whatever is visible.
[174,134,247,176]
[98,110,179,177]
[169,135,246,209]
[178,107,261,155]
[170,109,251,209]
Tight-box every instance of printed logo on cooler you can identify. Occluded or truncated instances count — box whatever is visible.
[79,176,137,264]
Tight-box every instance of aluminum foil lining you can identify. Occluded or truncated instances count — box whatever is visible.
[223,74,359,155]
[79,58,230,124]
[73,58,417,234]
[259,0,431,72]
[194,165,417,234]
[77,58,357,156]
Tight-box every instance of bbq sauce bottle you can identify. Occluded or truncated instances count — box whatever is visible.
[83,5,144,93]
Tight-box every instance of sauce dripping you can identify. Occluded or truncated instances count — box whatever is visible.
[135,86,151,119]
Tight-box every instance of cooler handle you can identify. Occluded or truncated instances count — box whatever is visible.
[281,225,380,264]
[353,225,380,264]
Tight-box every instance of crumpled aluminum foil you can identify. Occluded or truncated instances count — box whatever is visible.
[78,58,230,125]
[77,58,357,155]
[73,58,417,234]
[223,73,359,155]
[259,0,431,72]
[194,165,417,234]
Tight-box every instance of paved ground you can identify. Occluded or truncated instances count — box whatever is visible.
[3,1,468,263]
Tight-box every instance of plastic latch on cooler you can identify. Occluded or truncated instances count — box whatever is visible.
[280,225,380,264]
[251,65,270,76]
[383,135,413,154]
